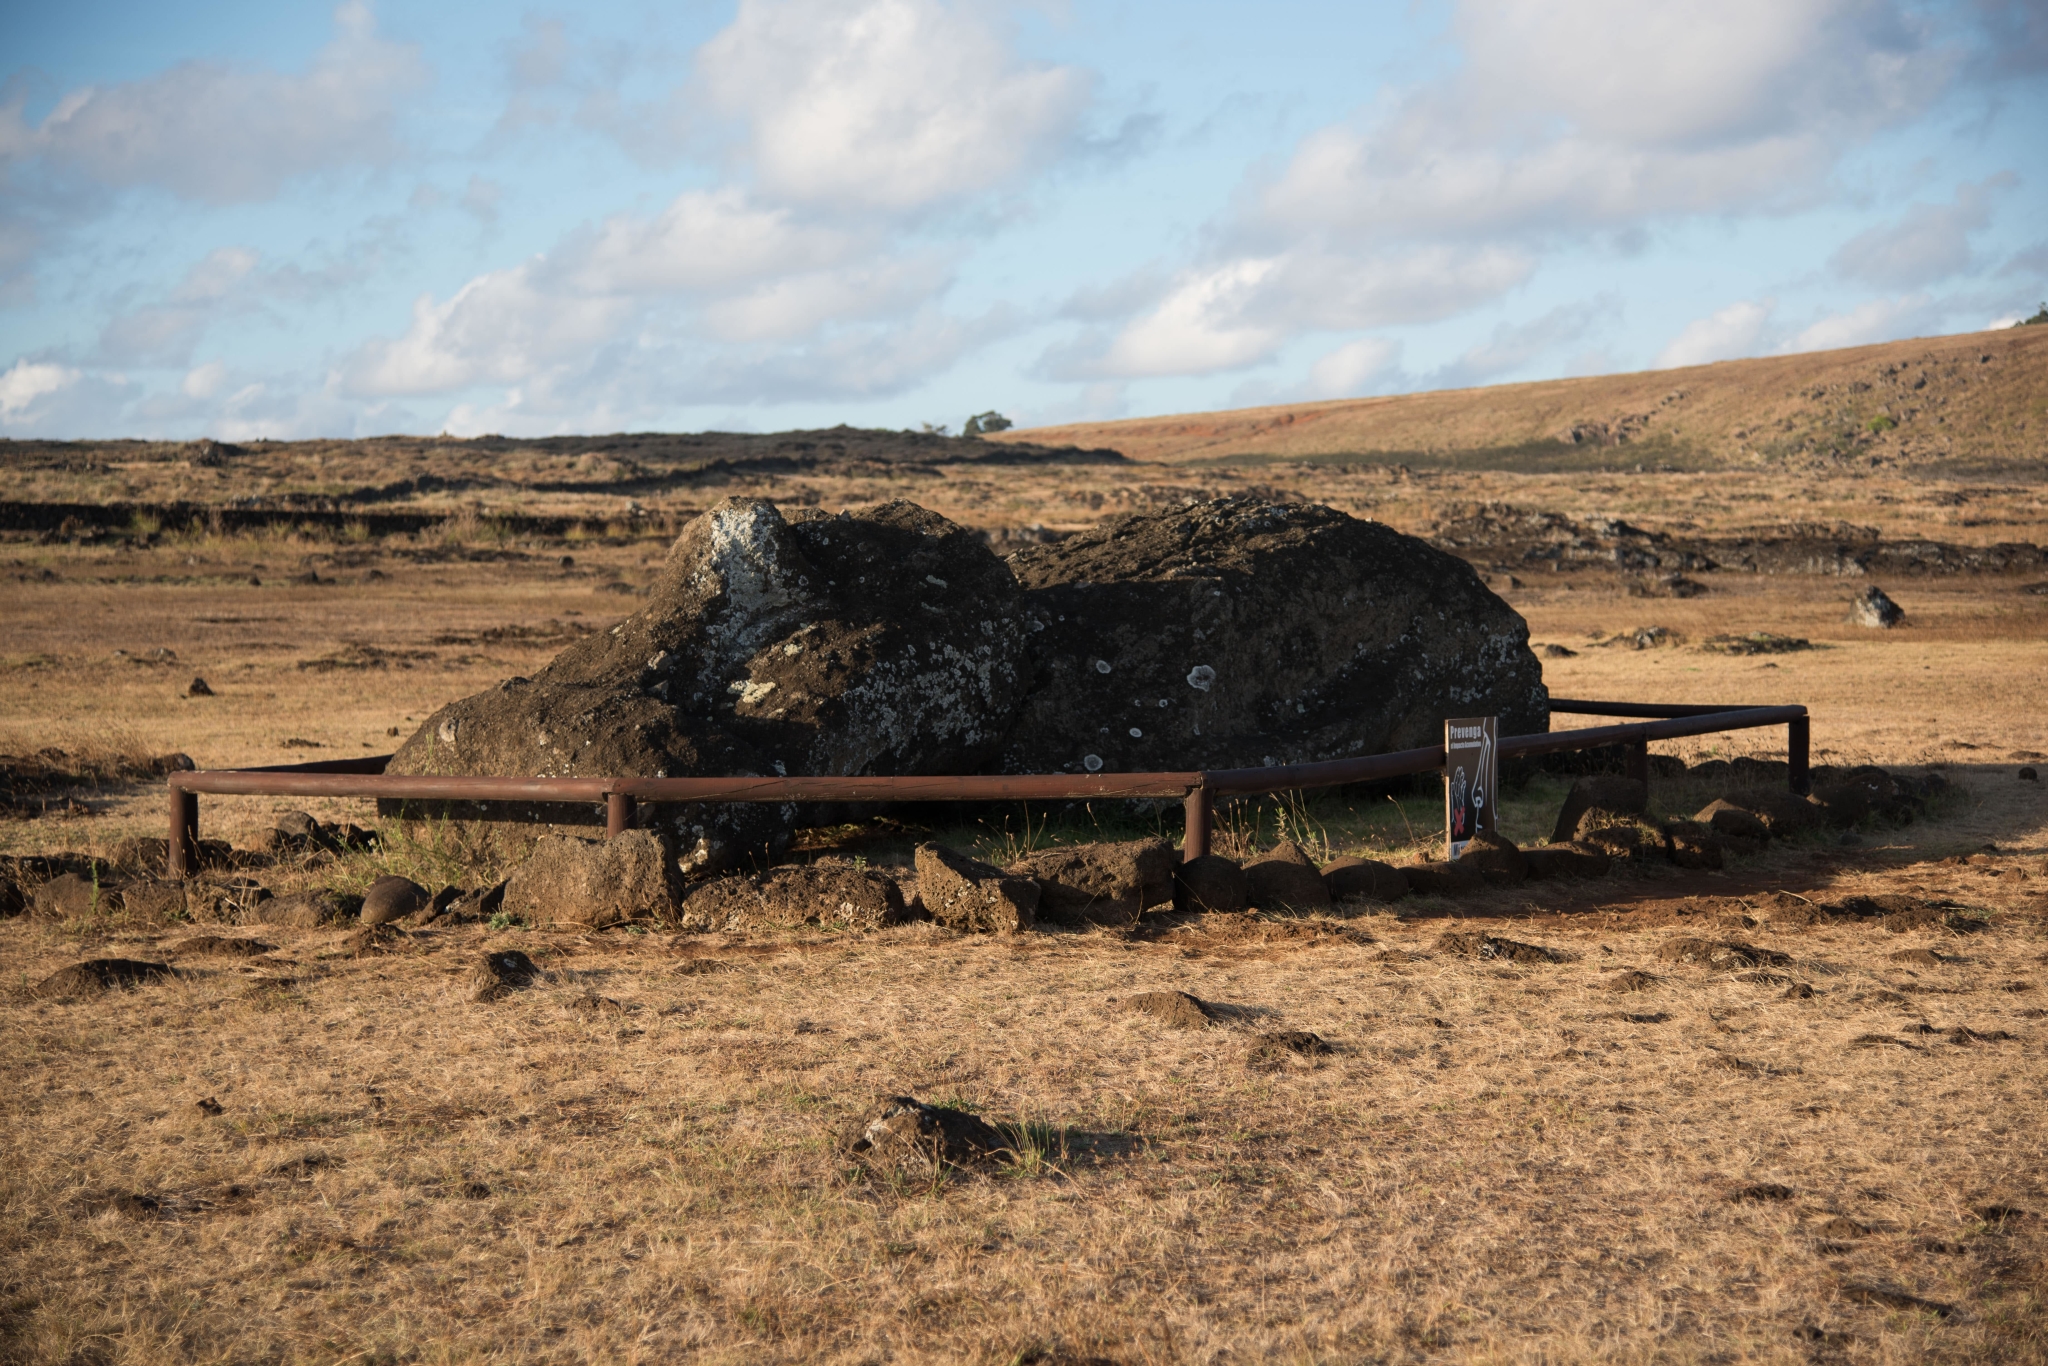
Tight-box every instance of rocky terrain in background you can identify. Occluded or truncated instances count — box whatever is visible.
[990,325,2048,477]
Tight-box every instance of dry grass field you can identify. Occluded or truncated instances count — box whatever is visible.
[4,338,2048,1363]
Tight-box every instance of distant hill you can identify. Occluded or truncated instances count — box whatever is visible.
[989,326,2048,478]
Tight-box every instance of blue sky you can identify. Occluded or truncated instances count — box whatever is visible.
[1,0,2043,440]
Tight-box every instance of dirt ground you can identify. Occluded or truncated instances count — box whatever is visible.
[3,461,2047,1364]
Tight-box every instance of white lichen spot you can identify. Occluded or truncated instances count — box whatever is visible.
[731,679,778,706]
[1095,659,1113,674]
[437,718,458,744]
[1187,664,1216,691]
[1128,727,1143,738]
[925,575,948,589]
[1083,754,1104,772]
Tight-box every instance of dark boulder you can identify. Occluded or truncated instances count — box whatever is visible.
[913,843,1038,932]
[1007,839,1174,926]
[1551,776,1647,845]
[360,875,429,927]
[502,832,678,928]
[1453,830,1527,885]
[1244,840,1332,912]
[1174,855,1248,913]
[675,862,909,931]
[387,498,1034,874]
[1523,842,1611,880]
[1323,856,1409,903]
[999,497,1547,773]
[1848,585,1904,628]
[252,889,360,929]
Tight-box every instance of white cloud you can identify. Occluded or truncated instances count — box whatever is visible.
[0,359,79,416]
[2,3,426,204]
[1426,298,1617,389]
[181,361,229,399]
[1655,299,1775,368]
[1830,174,2016,288]
[697,0,1092,211]
[1306,337,1402,398]
[1781,293,1936,352]
[1096,259,1284,377]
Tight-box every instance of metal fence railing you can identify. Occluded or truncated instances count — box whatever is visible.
[165,698,1809,878]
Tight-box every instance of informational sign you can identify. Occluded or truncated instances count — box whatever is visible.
[1444,716,1498,859]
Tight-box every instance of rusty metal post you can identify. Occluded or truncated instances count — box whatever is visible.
[606,791,635,838]
[1625,737,1650,790]
[169,785,199,879]
[1182,786,1212,861]
[1788,714,1811,796]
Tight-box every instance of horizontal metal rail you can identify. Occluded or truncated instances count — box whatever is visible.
[165,701,1809,877]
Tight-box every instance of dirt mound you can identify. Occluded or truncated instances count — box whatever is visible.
[1656,938,1792,970]
[1001,497,1547,773]
[838,1095,1014,1176]
[1124,990,1216,1028]
[1434,933,1561,964]
[1009,839,1174,926]
[34,959,174,997]
[171,935,274,957]
[1247,1031,1333,1071]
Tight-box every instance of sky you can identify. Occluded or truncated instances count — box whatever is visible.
[0,0,2044,441]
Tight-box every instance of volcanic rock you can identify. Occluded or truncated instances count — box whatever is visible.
[999,497,1547,773]
[502,831,677,928]
[32,872,111,919]
[1523,842,1612,880]
[838,1095,1013,1175]
[253,889,360,928]
[1661,819,1726,869]
[913,842,1038,932]
[675,861,909,931]
[1813,765,1920,827]
[1453,830,1527,885]
[1007,838,1173,926]
[469,949,540,1003]
[1174,855,1248,913]
[1742,789,1824,835]
[1244,841,1332,912]
[1848,585,1904,628]
[386,498,1035,874]
[1551,775,1647,845]
[360,874,429,926]
[1323,856,1409,902]
[1402,859,1482,896]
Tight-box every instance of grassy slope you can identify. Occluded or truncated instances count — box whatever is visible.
[989,326,2048,475]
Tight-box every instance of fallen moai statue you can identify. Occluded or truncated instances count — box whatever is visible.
[383,494,1549,874]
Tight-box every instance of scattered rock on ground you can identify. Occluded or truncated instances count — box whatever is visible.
[1742,790,1825,836]
[676,861,910,931]
[502,831,678,928]
[171,934,274,957]
[838,1095,1013,1175]
[1124,989,1216,1028]
[252,889,361,929]
[440,881,506,923]
[469,949,540,1002]
[1695,799,1772,853]
[360,874,430,926]
[1402,859,1481,897]
[1552,776,1647,845]
[34,958,174,997]
[1813,765,1922,827]
[1244,841,1332,912]
[1848,586,1905,628]
[914,842,1038,932]
[1009,838,1173,926]
[1453,830,1527,885]
[1524,842,1612,880]
[1435,932,1560,963]
[31,872,112,919]
[1322,856,1409,902]
[1174,854,1248,914]
[1661,819,1726,869]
